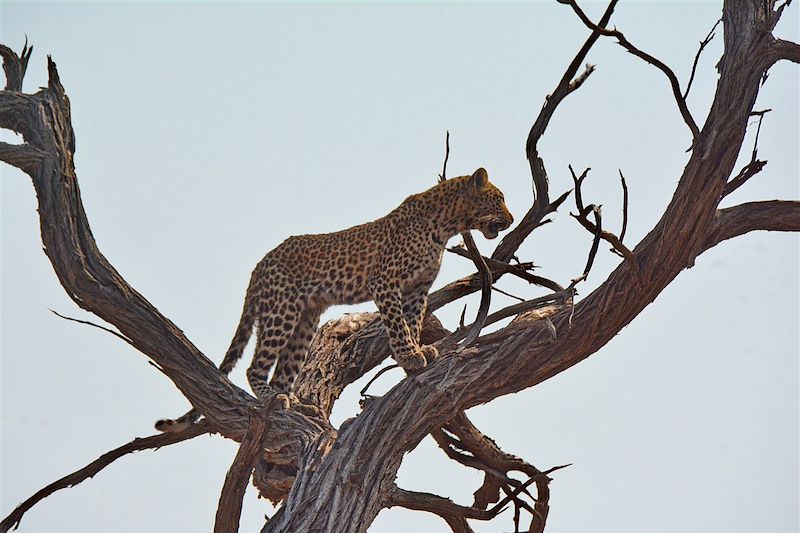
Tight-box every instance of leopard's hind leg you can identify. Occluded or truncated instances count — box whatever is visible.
[246,298,302,401]
[270,306,322,392]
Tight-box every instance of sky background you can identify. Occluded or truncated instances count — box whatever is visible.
[1,2,798,532]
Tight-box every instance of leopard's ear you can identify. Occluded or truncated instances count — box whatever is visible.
[471,167,489,189]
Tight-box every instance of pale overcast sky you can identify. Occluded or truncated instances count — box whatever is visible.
[1,2,798,533]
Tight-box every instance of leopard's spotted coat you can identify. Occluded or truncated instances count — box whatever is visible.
[156,168,512,432]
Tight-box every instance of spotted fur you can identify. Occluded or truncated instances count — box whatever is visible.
[155,168,512,432]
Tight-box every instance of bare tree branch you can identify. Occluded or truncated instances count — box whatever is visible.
[702,200,800,251]
[561,0,700,139]
[0,40,32,91]
[215,412,269,533]
[722,109,771,198]
[768,0,794,31]
[684,18,722,99]
[491,0,617,263]
[387,486,496,521]
[0,421,212,533]
[569,166,637,268]
[771,38,800,63]
[50,309,137,349]
[618,169,629,244]
[722,159,768,198]
[0,140,44,173]
[447,246,564,294]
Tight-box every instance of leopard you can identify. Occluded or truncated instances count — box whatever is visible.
[155,168,513,432]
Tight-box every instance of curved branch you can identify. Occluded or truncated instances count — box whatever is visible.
[561,0,700,139]
[215,412,269,533]
[0,141,44,173]
[491,0,617,262]
[0,421,212,533]
[701,200,800,252]
[386,486,495,521]
[771,38,800,64]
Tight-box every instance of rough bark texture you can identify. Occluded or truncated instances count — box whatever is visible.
[1,1,798,532]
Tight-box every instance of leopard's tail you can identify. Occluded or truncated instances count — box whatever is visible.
[155,277,258,433]
[218,279,258,375]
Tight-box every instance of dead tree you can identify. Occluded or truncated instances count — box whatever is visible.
[1,1,798,532]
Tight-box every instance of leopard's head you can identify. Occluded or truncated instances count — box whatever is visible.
[462,168,514,239]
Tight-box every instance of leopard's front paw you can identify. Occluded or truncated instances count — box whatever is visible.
[420,344,439,364]
[395,348,428,371]
[274,393,292,410]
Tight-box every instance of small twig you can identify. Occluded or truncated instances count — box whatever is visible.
[684,18,721,99]
[618,170,629,244]
[569,165,591,212]
[582,206,603,278]
[359,364,401,398]
[567,63,596,94]
[722,109,771,198]
[768,0,794,31]
[444,292,568,346]
[749,108,771,162]
[569,167,637,267]
[1,421,212,532]
[722,159,767,198]
[458,232,493,346]
[50,309,137,348]
[438,130,450,183]
[492,286,526,302]
[447,246,564,293]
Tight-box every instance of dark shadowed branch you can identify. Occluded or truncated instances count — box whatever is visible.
[702,200,800,251]
[560,0,700,139]
[684,18,721,99]
[0,40,32,91]
[0,421,212,533]
[569,166,637,268]
[491,0,617,264]
[215,412,269,533]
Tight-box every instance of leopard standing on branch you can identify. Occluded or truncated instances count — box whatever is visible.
[156,168,513,432]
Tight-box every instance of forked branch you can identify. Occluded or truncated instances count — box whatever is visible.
[560,0,700,140]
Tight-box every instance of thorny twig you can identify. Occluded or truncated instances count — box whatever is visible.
[50,309,137,349]
[684,18,722,99]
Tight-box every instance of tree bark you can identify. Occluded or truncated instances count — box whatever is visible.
[1,1,797,532]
